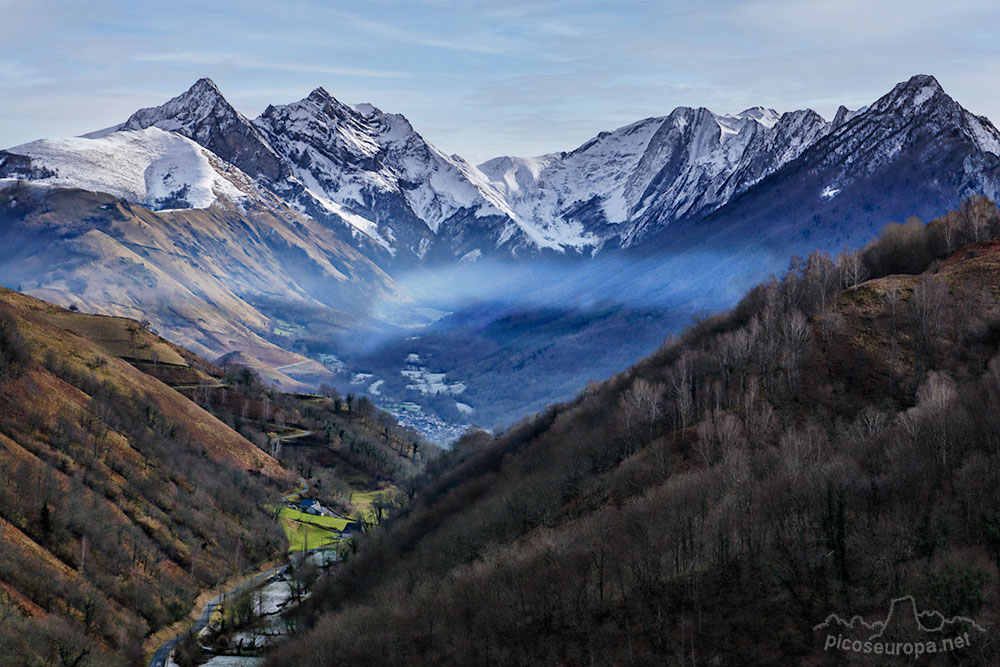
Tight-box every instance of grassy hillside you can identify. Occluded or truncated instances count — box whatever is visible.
[266,197,1000,666]
[216,350,311,393]
[0,289,295,666]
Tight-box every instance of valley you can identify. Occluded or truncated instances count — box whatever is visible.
[0,289,434,666]
[265,198,1000,666]
[0,51,998,665]
[2,74,997,442]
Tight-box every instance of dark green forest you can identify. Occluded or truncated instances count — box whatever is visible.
[266,197,1000,666]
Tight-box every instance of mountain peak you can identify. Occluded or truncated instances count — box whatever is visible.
[162,76,230,112]
[123,77,238,133]
[831,104,868,128]
[298,87,357,118]
[308,87,333,102]
[903,73,943,91]
[893,74,945,101]
[871,74,949,113]
[735,106,781,128]
[188,77,223,97]
[120,78,290,183]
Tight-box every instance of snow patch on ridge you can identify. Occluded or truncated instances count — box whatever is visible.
[912,85,937,108]
[7,128,244,210]
[295,169,395,254]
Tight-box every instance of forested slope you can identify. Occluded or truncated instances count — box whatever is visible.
[268,197,1000,666]
[0,290,293,666]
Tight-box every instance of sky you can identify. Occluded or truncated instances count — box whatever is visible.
[1,0,998,164]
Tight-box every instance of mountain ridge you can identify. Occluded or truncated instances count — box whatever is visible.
[3,74,997,268]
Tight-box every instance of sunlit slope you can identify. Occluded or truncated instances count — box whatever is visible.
[0,179,407,386]
[0,288,293,666]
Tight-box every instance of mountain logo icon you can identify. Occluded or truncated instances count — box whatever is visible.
[815,596,987,657]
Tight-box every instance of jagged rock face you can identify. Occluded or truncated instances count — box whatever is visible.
[480,105,836,247]
[253,89,445,260]
[122,78,289,183]
[252,88,547,263]
[792,75,999,185]
[119,81,550,264]
[622,107,834,245]
[482,74,999,250]
[0,150,57,180]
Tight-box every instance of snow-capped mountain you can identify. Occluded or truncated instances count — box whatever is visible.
[116,79,395,260]
[791,74,999,189]
[254,87,563,260]
[2,74,997,270]
[480,105,834,247]
[30,74,995,268]
[650,74,1000,256]
[481,74,999,249]
[114,79,573,263]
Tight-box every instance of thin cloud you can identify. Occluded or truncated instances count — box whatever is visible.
[326,9,523,55]
[0,59,53,87]
[133,52,406,79]
[0,0,996,160]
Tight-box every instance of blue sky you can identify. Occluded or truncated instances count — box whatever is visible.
[1,0,997,164]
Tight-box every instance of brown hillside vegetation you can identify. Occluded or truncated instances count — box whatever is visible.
[182,371,439,524]
[267,197,1000,666]
[0,179,404,388]
[0,289,294,666]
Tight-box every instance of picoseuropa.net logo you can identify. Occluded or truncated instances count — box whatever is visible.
[814,596,987,658]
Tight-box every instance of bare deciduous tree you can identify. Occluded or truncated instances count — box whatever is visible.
[621,377,665,450]
[837,248,869,288]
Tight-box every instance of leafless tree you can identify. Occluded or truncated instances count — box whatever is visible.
[621,377,665,449]
[837,248,869,288]
[780,309,811,390]
[909,275,949,359]
[803,251,838,314]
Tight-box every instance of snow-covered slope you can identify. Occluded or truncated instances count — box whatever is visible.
[1,128,246,210]
[480,105,835,247]
[480,116,664,230]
